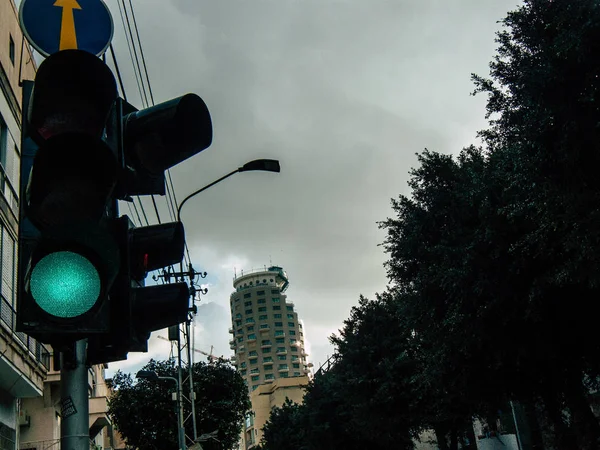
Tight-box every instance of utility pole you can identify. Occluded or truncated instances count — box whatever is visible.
[160,265,208,447]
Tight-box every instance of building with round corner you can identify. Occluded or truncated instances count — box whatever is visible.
[228,266,311,448]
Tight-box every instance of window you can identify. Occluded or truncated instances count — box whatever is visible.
[258,307,267,312]
[275,337,285,344]
[235,297,240,302]
[288,322,295,327]
[271,289,278,294]
[264,364,273,371]
[244,301,252,307]
[290,339,297,344]
[272,297,280,303]
[259,314,267,320]
[249,351,258,356]
[280,373,288,378]
[235,313,242,319]
[291,347,298,352]
[276,347,285,353]
[257,290,265,296]
[248,334,256,340]
[278,355,286,360]
[274,330,284,336]
[236,320,242,327]
[287,314,294,319]
[247,326,254,332]
[245,309,252,315]
[251,375,259,382]
[237,328,243,335]
[260,324,269,329]
[237,337,243,342]
[240,370,247,376]
[289,330,296,336]
[261,340,271,346]
[252,385,259,391]
[257,298,266,304]
[274,322,283,327]
[241,362,247,368]
[274,313,282,319]
[294,372,301,377]
[250,368,259,374]
[244,293,251,298]
[9,35,15,65]
[291,355,299,361]
[262,348,271,354]
[264,357,273,362]
[278,364,288,370]
[265,374,274,380]
[286,305,293,311]
[272,305,281,311]
[293,363,300,369]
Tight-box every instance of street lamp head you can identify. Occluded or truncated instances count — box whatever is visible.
[239,159,280,173]
[136,370,159,381]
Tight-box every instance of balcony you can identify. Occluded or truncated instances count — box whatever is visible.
[276,349,287,355]
[262,360,273,366]
[248,354,258,360]
[228,327,234,334]
[247,336,257,343]
[238,346,246,353]
[259,326,270,333]
[278,367,289,373]
[89,396,110,439]
[261,342,272,349]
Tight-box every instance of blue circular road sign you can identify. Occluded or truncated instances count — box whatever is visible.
[19,0,114,57]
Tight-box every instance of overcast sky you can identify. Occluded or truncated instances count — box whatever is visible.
[69,0,523,377]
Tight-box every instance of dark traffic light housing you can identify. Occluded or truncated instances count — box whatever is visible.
[17,50,119,342]
[17,49,213,359]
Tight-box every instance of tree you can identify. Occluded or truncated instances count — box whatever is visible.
[108,358,251,450]
[471,1,600,447]
[259,399,308,450]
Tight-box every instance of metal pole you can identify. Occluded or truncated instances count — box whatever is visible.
[60,339,89,450]
[510,400,523,450]
[177,326,186,449]
[186,320,198,441]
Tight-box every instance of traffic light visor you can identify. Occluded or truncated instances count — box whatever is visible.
[28,50,117,142]
[30,250,101,319]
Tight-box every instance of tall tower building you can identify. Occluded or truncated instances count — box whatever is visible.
[229,266,311,448]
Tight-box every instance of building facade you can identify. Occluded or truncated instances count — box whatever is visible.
[20,359,113,450]
[229,266,311,449]
[0,3,116,449]
[0,2,49,450]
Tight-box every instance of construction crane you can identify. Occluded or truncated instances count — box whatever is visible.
[157,335,229,363]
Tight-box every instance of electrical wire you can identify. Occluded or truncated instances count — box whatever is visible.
[120,0,149,108]
[116,0,146,108]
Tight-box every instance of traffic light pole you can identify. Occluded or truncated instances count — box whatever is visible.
[60,339,90,450]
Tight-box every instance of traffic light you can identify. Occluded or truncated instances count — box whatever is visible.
[17,48,213,359]
[87,80,213,364]
[17,50,120,342]
[87,219,191,365]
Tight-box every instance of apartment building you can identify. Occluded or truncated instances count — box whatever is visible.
[0,1,48,449]
[229,266,311,449]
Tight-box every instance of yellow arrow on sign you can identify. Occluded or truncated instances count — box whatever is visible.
[53,0,82,51]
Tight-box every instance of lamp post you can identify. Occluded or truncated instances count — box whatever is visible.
[176,158,281,222]
[137,370,186,450]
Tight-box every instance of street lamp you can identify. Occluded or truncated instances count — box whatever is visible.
[136,370,186,450]
[176,158,281,222]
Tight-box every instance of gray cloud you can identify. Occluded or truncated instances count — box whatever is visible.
[105,0,521,375]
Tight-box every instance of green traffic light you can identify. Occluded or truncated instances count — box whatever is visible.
[30,251,101,318]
